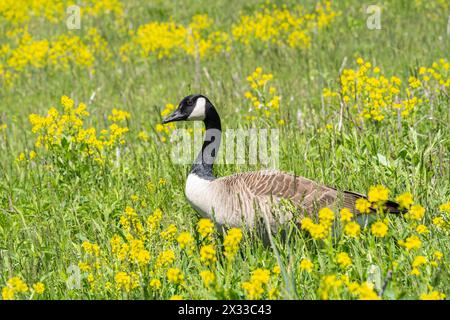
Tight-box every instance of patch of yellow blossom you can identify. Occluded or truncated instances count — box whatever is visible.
[406,204,425,221]
[371,221,388,238]
[410,255,427,276]
[339,208,361,238]
[1,277,29,300]
[155,103,177,143]
[243,67,282,123]
[232,2,338,49]
[367,185,390,209]
[299,258,314,272]
[438,201,450,213]
[396,192,414,209]
[344,221,361,238]
[121,14,230,61]
[200,244,217,266]
[223,228,243,260]
[420,290,446,300]
[200,270,215,287]
[115,271,140,292]
[318,275,343,300]
[155,250,176,268]
[242,268,272,300]
[177,232,194,251]
[26,95,129,163]
[160,224,178,242]
[336,252,352,269]
[197,218,215,240]
[167,268,184,285]
[322,58,449,123]
[399,235,422,251]
[32,282,45,295]
[0,29,112,86]
[301,207,334,240]
[0,0,123,25]
[355,198,371,214]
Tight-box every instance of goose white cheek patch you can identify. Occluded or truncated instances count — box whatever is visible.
[187,97,206,120]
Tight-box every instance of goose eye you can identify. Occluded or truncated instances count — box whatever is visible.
[187,99,194,106]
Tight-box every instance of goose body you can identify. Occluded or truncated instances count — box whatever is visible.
[163,94,401,232]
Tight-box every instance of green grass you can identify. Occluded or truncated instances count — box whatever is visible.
[0,0,449,300]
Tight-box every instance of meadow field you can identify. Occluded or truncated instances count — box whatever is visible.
[0,0,449,300]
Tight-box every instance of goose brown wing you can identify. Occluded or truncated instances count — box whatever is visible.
[216,170,339,216]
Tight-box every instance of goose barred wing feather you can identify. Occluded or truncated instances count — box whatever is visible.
[209,170,403,229]
[215,170,340,218]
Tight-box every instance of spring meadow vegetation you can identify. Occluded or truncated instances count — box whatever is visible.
[0,0,449,300]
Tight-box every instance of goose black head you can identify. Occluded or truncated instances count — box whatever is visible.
[162,94,213,124]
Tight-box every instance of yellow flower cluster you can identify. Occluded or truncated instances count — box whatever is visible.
[241,268,273,300]
[1,277,28,300]
[301,207,334,240]
[223,228,243,260]
[399,235,422,251]
[232,2,338,49]
[336,252,352,269]
[299,258,314,272]
[371,221,388,238]
[155,103,177,143]
[324,57,449,123]
[177,232,194,251]
[200,270,215,287]
[420,290,446,300]
[197,218,215,240]
[0,0,123,25]
[167,268,184,285]
[1,277,44,300]
[339,208,361,238]
[244,67,282,123]
[121,14,231,61]
[319,275,380,300]
[27,95,129,162]
[115,271,139,292]
[0,29,112,86]
[200,244,217,266]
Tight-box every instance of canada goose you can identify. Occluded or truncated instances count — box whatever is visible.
[162,94,401,232]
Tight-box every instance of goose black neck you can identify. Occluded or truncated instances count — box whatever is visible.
[191,106,221,180]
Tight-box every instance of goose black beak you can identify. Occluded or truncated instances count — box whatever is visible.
[162,109,185,124]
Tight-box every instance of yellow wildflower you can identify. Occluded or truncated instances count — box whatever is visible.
[399,235,422,251]
[200,245,217,265]
[197,218,214,239]
[200,270,215,287]
[149,279,162,290]
[167,268,184,285]
[336,252,352,268]
[344,221,361,238]
[439,201,450,212]
[340,208,353,223]
[420,291,446,300]
[396,192,414,209]
[407,204,425,220]
[299,258,314,272]
[416,224,428,234]
[367,185,390,204]
[177,232,194,250]
[2,287,15,300]
[223,228,243,260]
[432,217,445,228]
[160,224,177,241]
[371,221,388,237]
[355,198,371,214]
